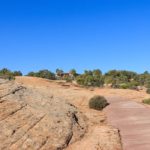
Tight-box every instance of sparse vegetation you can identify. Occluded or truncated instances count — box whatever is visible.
[76,69,104,87]
[56,68,64,78]
[143,98,150,104]
[70,69,77,78]
[27,70,56,80]
[24,69,150,90]
[0,68,22,80]
[146,88,150,94]
[0,68,14,80]
[13,71,22,76]
[89,95,109,110]
[104,70,139,89]
[64,76,73,82]
[1,67,150,91]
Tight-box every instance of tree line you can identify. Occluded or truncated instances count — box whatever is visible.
[1,68,150,91]
[0,68,22,80]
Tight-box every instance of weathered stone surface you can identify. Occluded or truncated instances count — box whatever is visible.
[0,79,87,150]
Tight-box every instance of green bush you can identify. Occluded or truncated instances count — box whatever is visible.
[89,95,109,110]
[27,72,36,77]
[119,83,130,89]
[27,70,56,80]
[118,81,139,89]
[143,98,150,104]
[104,70,139,89]
[13,71,22,76]
[76,69,104,87]
[64,77,72,82]
[0,68,14,80]
[146,88,150,94]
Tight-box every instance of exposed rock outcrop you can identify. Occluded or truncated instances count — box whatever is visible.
[0,79,87,150]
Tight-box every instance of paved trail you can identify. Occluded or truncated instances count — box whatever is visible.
[105,96,150,150]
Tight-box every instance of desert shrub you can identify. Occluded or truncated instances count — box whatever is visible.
[104,70,139,89]
[27,72,36,77]
[118,81,139,89]
[119,83,130,89]
[89,95,109,110]
[143,98,150,104]
[13,71,22,76]
[69,69,77,78]
[76,69,104,87]
[145,77,150,88]
[129,81,139,89]
[56,68,64,75]
[37,70,55,80]
[64,77,72,82]
[146,88,150,94]
[27,70,56,80]
[136,72,150,87]
[0,68,14,80]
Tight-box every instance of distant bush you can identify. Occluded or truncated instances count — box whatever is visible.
[69,69,77,78]
[104,70,139,89]
[118,81,139,89]
[27,70,56,80]
[144,77,150,88]
[76,69,104,87]
[27,72,36,77]
[89,95,109,110]
[0,68,14,80]
[143,98,150,105]
[64,77,72,82]
[119,83,130,89]
[146,88,150,94]
[13,71,22,76]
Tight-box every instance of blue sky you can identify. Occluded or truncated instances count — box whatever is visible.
[0,0,150,74]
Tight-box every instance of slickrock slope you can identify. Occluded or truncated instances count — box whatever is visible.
[0,79,86,150]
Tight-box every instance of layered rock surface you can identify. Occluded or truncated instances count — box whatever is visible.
[0,79,86,150]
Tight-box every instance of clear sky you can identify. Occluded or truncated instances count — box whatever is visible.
[0,0,150,74]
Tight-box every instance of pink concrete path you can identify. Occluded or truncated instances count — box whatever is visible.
[105,96,150,150]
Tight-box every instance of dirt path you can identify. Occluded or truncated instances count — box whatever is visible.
[105,96,150,150]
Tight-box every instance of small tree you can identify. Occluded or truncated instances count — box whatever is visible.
[27,70,56,80]
[13,71,22,76]
[56,69,64,75]
[37,70,56,80]
[93,69,102,76]
[0,68,14,80]
[27,72,36,77]
[76,70,104,87]
[70,69,77,78]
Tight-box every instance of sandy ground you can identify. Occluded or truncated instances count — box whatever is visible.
[15,76,150,150]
